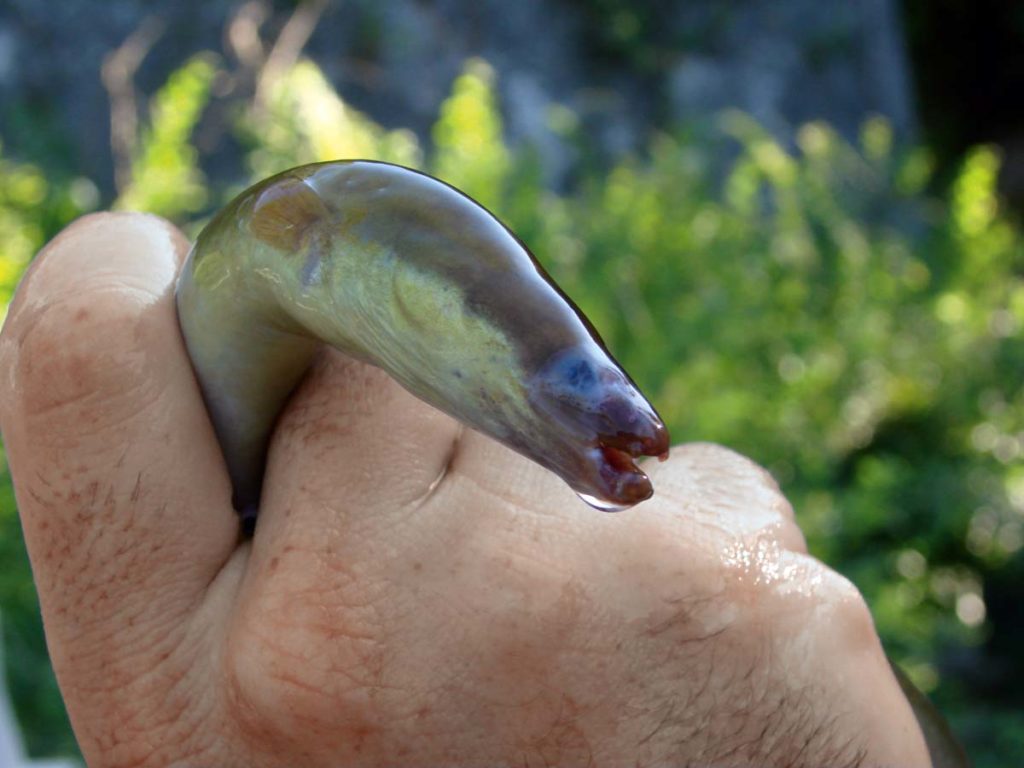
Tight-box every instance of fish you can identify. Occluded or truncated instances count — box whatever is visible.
[176,160,669,522]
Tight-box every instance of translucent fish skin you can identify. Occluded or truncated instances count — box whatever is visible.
[177,161,668,515]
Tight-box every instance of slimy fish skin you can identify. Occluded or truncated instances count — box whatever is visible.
[176,161,669,519]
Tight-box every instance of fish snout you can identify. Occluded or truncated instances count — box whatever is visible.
[528,346,670,510]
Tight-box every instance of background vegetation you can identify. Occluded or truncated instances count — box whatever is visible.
[1,49,1022,767]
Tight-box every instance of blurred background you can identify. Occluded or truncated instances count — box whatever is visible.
[0,0,1021,764]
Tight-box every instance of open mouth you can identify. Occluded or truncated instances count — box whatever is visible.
[525,345,671,511]
[577,427,670,510]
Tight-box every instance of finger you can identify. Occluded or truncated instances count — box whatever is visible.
[644,443,807,552]
[0,213,238,667]
[447,436,806,552]
[447,426,576,514]
[244,348,464,567]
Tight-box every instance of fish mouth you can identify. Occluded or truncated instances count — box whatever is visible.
[523,344,671,511]
[525,387,671,511]
[573,421,670,510]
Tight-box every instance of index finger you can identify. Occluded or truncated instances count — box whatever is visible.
[0,214,239,711]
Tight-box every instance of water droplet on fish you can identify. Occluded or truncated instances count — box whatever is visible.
[576,492,631,512]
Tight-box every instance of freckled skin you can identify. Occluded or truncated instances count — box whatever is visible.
[176,161,669,519]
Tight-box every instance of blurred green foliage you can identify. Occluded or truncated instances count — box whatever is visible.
[1,53,1022,764]
[240,58,421,186]
[114,54,218,218]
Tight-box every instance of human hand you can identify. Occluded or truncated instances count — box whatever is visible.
[0,213,930,767]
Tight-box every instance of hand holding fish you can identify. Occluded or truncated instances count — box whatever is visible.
[0,210,933,766]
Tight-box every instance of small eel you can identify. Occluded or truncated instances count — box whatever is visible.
[175,160,969,766]
[176,160,669,521]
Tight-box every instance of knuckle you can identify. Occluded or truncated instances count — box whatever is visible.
[722,547,879,657]
[812,563,880,651]
[649,443,799,539]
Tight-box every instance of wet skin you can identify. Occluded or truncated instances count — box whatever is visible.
[177,161,668,520]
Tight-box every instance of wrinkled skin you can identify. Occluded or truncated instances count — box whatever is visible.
[0,214,933,767]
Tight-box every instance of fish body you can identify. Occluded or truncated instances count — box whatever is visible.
[177,161,668,515]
